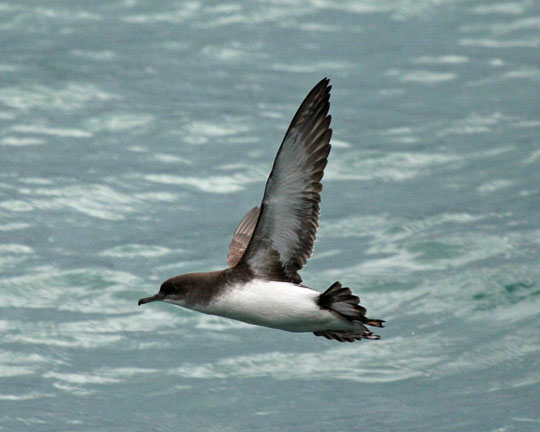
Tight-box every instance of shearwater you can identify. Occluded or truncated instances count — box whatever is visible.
[139,78,384,342]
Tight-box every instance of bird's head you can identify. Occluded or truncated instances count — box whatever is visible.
[138,276,189,306]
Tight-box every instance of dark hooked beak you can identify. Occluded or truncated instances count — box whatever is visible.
[138,293,163,306]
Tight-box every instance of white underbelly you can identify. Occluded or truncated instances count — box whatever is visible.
[188,279,340,332]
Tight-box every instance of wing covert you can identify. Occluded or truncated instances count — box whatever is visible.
[227,206,260,267]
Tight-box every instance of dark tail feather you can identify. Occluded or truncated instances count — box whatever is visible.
[313,330,381,343]
[315,282,385,342]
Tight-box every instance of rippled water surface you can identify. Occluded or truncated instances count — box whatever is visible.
[1,1,539,431]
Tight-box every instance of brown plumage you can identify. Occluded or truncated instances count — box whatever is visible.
[227,206,260,267]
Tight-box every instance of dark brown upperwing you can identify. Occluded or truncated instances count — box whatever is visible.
[238,78,332,283]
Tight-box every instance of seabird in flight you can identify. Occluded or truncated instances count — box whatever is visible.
[139,78,384,342]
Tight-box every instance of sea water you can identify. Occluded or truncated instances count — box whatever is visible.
[1,1,539,430]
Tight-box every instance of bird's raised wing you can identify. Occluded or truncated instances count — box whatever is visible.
[237,78,332,284]
[227,206,260,267]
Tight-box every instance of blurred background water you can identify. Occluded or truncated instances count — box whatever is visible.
[1,0,539,431]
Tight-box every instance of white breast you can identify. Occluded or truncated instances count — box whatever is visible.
[188,279,337,332]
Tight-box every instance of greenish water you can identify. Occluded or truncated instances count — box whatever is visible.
[1,1,539,431]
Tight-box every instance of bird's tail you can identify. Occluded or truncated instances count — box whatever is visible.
[314,282,384,342]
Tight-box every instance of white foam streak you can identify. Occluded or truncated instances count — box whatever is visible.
[0,392,54,401]
[435,332,540,377]
[401,70,456,83]
[436,112,507,137]
[0,350,63,377]
[471,2,531,15]
[123,2,200,24]
[0,84,115,112]
[171,335,441,382]
[22,184,136,221]
[0,136,45,146]
[44,368,156,385]
[460,38,540,48]
[0,222,30,231]
[413,55,469,64]
[99,244,172,259]
[85,113,155,132]
[10,124,91,138]
[70,49,116,61]
[145,165,267,193]
[326,151,461,182]
[477,179,515,194]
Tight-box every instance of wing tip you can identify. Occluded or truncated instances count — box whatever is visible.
[315,77,332,95]
[321,77,332,93]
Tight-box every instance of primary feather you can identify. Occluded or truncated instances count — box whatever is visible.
[238,78,333,284]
